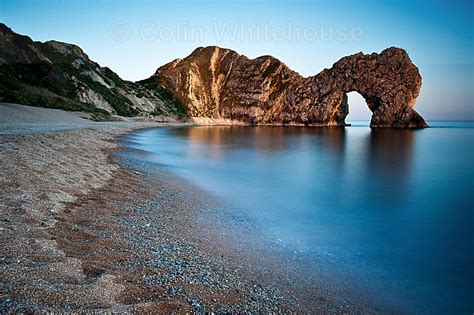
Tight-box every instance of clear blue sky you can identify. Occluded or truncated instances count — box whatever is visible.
[1,0,473,120]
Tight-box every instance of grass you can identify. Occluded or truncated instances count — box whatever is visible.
[1,38,189,118]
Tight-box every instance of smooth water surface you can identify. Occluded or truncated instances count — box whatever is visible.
[125,121,473,313]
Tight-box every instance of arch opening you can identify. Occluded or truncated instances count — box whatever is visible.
[345,91,372,127]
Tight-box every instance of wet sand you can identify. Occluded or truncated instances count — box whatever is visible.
[1,103,383,312]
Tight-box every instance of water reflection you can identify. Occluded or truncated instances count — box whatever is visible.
[169,126,416,206]
[170,126,348,154]
[168,125,419,211]
[367,129,414,177]
[365,129,415,205]
[170,126,415,179]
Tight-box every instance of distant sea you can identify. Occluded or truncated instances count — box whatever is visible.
[124,121,473,313]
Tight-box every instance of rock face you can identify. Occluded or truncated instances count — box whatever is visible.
[0,23,427,127]
[153,46,427,128]
[0,23,185,117]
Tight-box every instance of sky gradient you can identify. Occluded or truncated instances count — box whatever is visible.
[1,0,473,120]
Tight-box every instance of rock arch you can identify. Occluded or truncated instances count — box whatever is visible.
[154,46,428,128]
[324,47,427,128]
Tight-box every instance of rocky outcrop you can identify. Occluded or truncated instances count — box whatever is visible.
[0,23,426,127]
[0,24,185,117]
[153,46,427,128]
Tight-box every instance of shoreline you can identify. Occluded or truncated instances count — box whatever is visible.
[1,103,384,312]
[118,128,393,313]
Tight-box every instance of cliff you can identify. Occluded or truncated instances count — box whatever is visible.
[152,46,427,128]
[0,23,427,127]
[0,23,185,118]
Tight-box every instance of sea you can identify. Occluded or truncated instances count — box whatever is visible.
[123,121,473,313]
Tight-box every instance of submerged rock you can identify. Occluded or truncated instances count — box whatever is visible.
[153,46,427,128]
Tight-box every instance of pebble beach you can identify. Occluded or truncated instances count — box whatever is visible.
[1,103,382,313]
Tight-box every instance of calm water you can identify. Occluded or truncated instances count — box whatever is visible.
[125,121,473,313]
